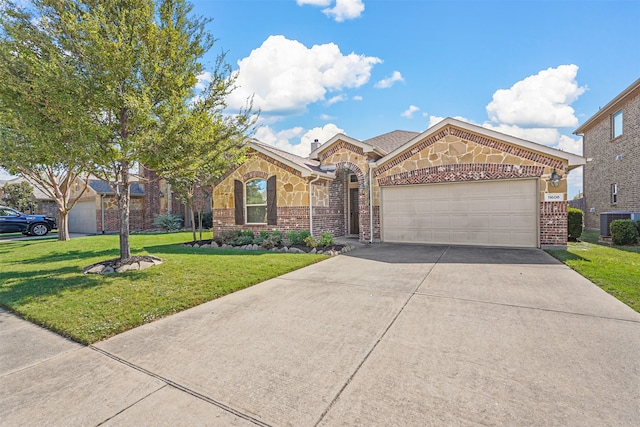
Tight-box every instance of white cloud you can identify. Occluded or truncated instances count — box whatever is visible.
[486,64,586,128]
[298,0,365,22]
[226,35,381,117]
[296,0,331,5]
[326,94,347,105]
[195,71,212,91]
[428,115,475,128]
[375,71,404,89]
[401,105,420,119]
[352,95,363,101]
[320,114,335,120]
[254,123,345,157]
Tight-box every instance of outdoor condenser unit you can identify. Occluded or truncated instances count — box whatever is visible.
[600,212,640,236]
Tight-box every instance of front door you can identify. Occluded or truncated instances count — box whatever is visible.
[349,188,359,235]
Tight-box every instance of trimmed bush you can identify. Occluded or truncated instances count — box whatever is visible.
[567,207,583,241]
[287,229,311,246]
[153,213,183,231]
[610,219,639,245]
[319,232,334,247]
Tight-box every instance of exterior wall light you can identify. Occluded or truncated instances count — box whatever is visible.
[549,170,561,187]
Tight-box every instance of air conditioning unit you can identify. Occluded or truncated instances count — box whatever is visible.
[600,212,640,236]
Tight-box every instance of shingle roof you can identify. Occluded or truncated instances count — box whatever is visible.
[363,130,420,154]
[89,180,145,196]
[251,140,325,174]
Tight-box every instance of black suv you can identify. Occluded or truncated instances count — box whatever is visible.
[0,206,57,236]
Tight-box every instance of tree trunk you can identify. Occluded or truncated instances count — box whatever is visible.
[190,202,196,243]
[118,167,131,260]
[57,209,70,241]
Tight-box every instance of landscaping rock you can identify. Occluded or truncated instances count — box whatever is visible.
[288,247,304,253]
[211,241,219,248]
[201,244,210,248]
[116,262,139,273]
[310,248,317,254]
[193,243,200,248]
[84,264,105,274]
[102,266,115,274]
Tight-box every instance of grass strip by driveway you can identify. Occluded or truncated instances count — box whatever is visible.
[547,230,640,313]
[0,232,325,344]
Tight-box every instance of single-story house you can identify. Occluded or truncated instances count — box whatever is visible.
[212,118,586,248]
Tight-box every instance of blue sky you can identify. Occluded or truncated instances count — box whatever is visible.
[3,0,640,199]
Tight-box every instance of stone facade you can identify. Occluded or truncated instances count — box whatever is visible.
[212,119,584,247]
[575,79,640,230]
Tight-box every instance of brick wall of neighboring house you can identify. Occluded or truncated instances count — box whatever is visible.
[581,88,640,230]
[96,195,145,232]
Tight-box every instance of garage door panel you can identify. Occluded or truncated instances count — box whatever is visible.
[382,179,538,248]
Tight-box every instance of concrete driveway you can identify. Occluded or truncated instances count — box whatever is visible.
[2,244,639,426]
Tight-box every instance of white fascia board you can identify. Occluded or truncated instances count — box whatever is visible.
[248,142,334,179]
[371,117,587,170]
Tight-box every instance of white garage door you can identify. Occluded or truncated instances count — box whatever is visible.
[381,179,538,248]
[68,200,97,234]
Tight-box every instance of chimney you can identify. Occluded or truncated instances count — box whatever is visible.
[311,138,319,153]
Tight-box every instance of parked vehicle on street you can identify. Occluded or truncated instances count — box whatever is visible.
[0,206,57,236]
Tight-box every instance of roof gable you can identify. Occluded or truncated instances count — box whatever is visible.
[574,77,640,135]
[249,140,334,178]
[374,118,586,170]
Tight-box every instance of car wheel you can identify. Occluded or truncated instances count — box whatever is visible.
[30,223,49,236]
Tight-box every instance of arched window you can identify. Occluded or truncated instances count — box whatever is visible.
[246,179,267,223]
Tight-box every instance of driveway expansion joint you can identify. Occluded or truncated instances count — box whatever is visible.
[90,345,273,427]
[313,246,449,426]
[415,293,640,324]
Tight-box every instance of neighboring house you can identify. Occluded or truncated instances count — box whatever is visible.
[574,78,640,231]
[0,176,58,220]
[213,118,585,248]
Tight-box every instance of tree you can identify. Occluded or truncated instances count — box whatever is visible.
[1,182,36,213]
[0,3,98,241]
[37,0,224,260]
[147,54,256,242]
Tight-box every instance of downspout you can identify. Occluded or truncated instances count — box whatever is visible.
[308,175,321,236]
[368,164,374,243]
[101,194,105,234]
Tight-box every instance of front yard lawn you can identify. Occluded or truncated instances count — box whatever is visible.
[547,230,640,313]
[0,232,325,344]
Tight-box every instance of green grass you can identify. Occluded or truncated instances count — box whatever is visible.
[547,230,640,312]
[0,232,326,344]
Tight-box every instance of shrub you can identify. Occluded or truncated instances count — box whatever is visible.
[216,229,241,245]
[194,211,213,229]
[567,207,583,241]
[153,213,183,231]
[271,230,284,246]
[237,230,255,245]
[287,230,311,246]
[319,232,334,247]
[303,235,318,248]
[610,219,639,245]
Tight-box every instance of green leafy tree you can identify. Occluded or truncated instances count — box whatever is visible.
[1,182,36,213]
[147,54,256,242]
[16,0,227,260]
[0,3,97,240]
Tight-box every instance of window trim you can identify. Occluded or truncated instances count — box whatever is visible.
[245,178,268,224]
[612,109,623,139]
[611,183,618,205]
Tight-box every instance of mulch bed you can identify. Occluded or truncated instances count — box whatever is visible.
[182,239,345,253]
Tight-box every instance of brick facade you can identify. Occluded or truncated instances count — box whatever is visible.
[212,120,582,248]
[576,81,640,230]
